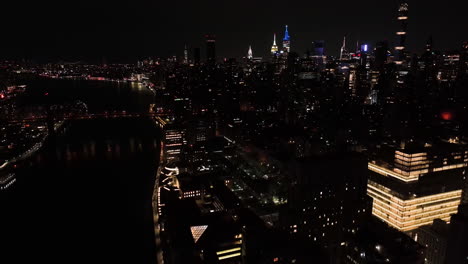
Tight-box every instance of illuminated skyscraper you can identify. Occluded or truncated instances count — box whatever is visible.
[282,25,290,53]
[164,123,187,162]
[247,45,253,59]
[271,33,279,54]
[205,34,216,63]
[367,141,468,232]
[359,43,369,65]
[340,36,349,60]
[395,1,409,65]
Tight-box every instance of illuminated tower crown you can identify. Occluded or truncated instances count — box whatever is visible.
[247,45,253,59]
[271,34,279,54]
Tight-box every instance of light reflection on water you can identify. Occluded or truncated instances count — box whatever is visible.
[53,136,151,163]
[3,118,162,264]
[2,78,161,264]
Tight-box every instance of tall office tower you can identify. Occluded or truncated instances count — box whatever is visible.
[281,153,372,262]
[348,64,358,98]
[359,44,369,65]
[164,123,187,162]
[395,1,409,65]
[183,44,189,64]
[205,34,216,63]
[312,40,325,56]
[247,45,253,59]
[347,63,369,102]
[444,204,468,264]
[374,40,389,70]
[425,36,433,53]
[340,36,350,60]
[194,47,201,65]
[367,141,468,232]
[311,40,326,69]
[420,37,436,73]
[354,44,372,102]
[282,25,290,53]
[271,33,279,55]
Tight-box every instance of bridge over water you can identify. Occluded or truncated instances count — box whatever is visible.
[2,111,169,124]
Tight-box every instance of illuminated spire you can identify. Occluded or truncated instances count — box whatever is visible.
[247,45,253,59]
[282,25,291,53]
[283,25,290,41]
[340,36,349,60]
[271,33,279,54]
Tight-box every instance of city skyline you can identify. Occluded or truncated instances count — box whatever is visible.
[0,0,467,62]
[2,1,468,264]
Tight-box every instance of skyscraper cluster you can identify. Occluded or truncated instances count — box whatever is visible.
[269,25,291,58]
[145,0,468,262]
[5,0,467,263]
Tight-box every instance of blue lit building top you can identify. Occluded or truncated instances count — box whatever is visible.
[283,25,290,41]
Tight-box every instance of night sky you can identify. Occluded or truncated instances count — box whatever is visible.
[1,0,467,62]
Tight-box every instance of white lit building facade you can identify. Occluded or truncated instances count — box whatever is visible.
[164,126,187,162]
[367,142,468,232]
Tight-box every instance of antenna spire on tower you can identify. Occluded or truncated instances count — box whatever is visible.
[340,36,349,60]
[283,25,290,41]
[271,33,279,54]
[282,25,291,53]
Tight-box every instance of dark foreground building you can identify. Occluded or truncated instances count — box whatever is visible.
[444,204,468,264]
[280,152,372,263]
[344,218,425,264]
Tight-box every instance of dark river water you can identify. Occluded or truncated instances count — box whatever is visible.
[1,79,160,264]
[19,78,155,113]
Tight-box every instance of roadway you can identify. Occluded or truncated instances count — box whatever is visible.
[152,126,165,264]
